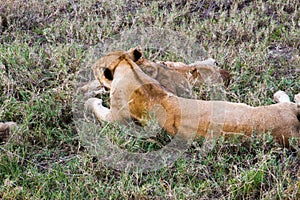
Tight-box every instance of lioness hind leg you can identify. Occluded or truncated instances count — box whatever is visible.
[188,58,216,67]
[273,90,291,103]
[78,80,100,93]
[85,98,113,122]
[78,80,108,98]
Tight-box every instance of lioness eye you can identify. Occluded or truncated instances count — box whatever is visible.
[103,68,113,80]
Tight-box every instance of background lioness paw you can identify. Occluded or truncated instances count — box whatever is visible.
[85,98,103,110]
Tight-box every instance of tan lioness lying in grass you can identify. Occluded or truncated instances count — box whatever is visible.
[81,47,230,98]
[86,49,300,147]
[156,59,231,87]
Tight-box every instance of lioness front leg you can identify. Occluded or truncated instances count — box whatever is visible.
[85,98,113,122]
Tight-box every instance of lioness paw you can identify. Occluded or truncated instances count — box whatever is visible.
[273,90,291,103]
[85,98,103,110]
[294,93,300,107]
[85,98,112,122]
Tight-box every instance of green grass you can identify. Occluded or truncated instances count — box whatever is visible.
[1,0,300,199]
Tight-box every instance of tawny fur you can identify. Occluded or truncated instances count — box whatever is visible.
[86,52,300,147]
[88,47,230,97]
[158,58,230,87]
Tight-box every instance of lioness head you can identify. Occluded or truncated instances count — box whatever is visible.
[92,47,142,89]
[92,47,192,97]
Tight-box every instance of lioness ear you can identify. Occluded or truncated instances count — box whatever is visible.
[132,49,142,61]
[103,68,113,80]
[128,47,142,62]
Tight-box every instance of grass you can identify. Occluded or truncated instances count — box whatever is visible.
[0,0,300,199]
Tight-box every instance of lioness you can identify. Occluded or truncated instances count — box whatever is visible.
[157,59,231,87]
[81,47,230,98]
[86,50,300,147]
